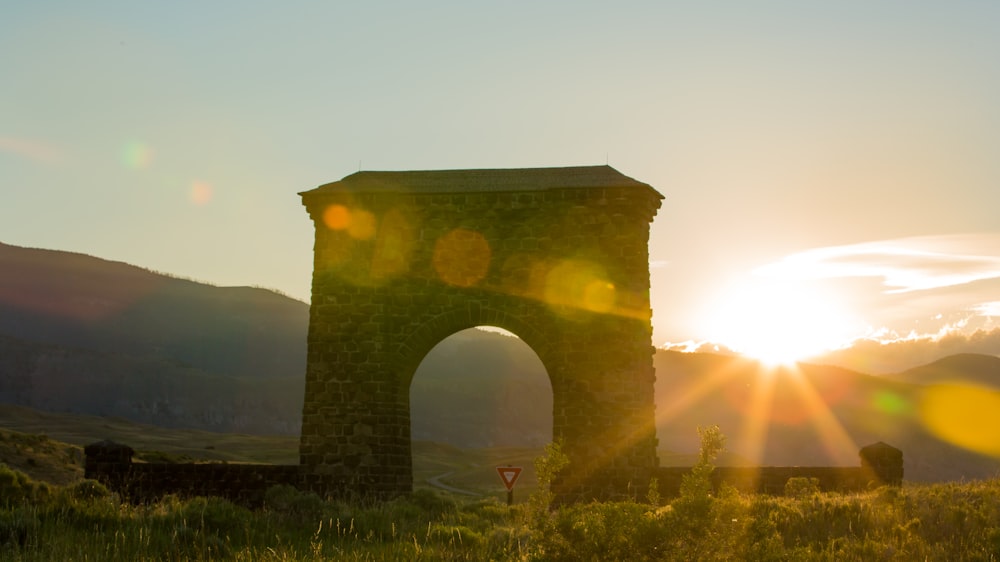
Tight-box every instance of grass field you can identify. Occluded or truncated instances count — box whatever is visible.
[0,404,544,502]
[3,428,1000,560]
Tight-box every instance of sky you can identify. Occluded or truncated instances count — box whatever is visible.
[4,1,1000,372]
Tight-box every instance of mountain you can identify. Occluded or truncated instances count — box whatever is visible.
[653,350,1000,482]
[3,241,1000,482]
[0,241,308,379]
[0,333,303,434]
[887,353,1000,386]
[410,328,552,448]
[0,242,307,434]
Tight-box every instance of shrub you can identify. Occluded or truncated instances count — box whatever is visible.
[65,479,111,502]
[406,488,457,517]
[0,464,50,507]
[263,484,328,521]
[785,477,820,498]
[673,425,726,523]
[180,496,250,538]
[528,440,569,523]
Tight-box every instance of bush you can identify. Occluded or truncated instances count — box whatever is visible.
[406,488,457,517]
[0,464,51,507]
[263,484,328,521]
[65,479,111,502]
[180,496,250,537]
[785,477,820,498]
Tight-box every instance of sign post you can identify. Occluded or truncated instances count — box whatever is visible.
[496,465,523,506]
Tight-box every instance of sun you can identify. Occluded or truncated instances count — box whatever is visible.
[698,277,861,366]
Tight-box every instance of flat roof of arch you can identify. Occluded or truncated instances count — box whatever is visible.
[301,165,662,197]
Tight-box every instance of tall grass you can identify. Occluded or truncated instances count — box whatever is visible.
[4,442,1000,560]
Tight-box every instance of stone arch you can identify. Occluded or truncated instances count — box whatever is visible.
[393,306,555,392]
[406,324,553,452]
[298,166,663,502]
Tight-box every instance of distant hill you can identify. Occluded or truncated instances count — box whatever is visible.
[0,241,308,379]
[653,350,1000,482]
[409,328,552,448]
[887,353,1000,386]
[0,242,309,434]
[3,241,1000,483]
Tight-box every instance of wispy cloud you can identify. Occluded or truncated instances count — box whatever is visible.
[755,234,1000,294]
[0,137,63,164]
[975,302,1000,318]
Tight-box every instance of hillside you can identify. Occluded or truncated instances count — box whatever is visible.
[888,353,1000,386]
[3,241,1000,483]
[0,242,308,434]
[653,350,1000,482]
[0,241,308,379]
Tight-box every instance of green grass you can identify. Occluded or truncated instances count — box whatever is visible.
[0,405,299,465]
[5,418,1000,560]
[3,462,1000,561]
[0,405,542,501]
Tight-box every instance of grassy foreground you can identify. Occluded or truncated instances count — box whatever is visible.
[4,468,1000,560]
[3,432,1000,560]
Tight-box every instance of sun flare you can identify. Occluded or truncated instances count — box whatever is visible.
[699,278,861,366]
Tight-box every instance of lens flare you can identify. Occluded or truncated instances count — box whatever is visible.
[582,279,616,313]
[920,382,1000,457]
[323,205,350,230]
[190,180,213,205]
[122,141,153,169]
[321,204,376,240]
[370,208,415,279]
[544,260,616,314]
[873,391,910,415]
[433,228,491,287]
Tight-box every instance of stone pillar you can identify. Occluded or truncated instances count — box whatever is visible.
[84,440,134,492]
[859,442,903,486]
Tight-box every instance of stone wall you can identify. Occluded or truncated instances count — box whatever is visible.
[84,441,303,506]
[656,466,878,497]
[655,442,904,496]
[85,440,903,505]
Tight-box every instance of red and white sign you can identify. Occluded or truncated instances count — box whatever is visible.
[496,466,523,491]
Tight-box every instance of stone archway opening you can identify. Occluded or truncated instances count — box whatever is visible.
[409,326,552,496]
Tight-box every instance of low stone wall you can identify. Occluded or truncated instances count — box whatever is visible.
[655,442,903,497]
[84,441,303,506]
[655,465,875,497]
[85,440,903,505]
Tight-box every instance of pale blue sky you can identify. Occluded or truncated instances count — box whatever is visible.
[4,1,1000,359]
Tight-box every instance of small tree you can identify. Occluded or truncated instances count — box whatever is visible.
[675,425,726,521]
[527,441,569,524]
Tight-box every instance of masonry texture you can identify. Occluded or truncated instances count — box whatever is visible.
[83,440,903,505]
[299,166,664,501]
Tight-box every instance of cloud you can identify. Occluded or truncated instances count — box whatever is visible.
[755,234,1000,294]
[660,340,738,355]
[974,302,1000,317]
[663,327,1000,375]
[662,234,1000,373]
[814,327,1000,375]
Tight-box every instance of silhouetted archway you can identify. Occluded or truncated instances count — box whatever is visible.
[299,166,663,502]
[409,327,552,495]
[409,327,551,449]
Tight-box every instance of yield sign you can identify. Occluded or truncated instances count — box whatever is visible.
[496,466,523,491]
